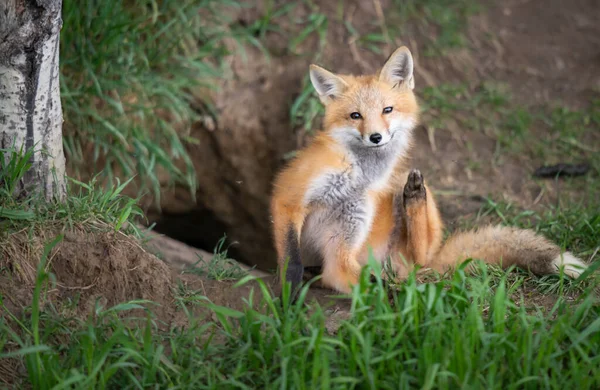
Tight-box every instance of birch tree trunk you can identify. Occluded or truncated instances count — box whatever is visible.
[0,0,66,200]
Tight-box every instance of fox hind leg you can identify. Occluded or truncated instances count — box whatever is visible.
[402,169,431,266]
[396,169,444,269]
[403,169,427,203]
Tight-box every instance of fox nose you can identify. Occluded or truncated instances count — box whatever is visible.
[369,133,383,144]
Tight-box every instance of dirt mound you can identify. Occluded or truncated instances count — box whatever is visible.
[0,227,175,320]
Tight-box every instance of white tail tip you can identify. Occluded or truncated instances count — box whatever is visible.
[552,252,587,279]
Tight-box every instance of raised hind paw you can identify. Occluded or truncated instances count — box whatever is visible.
[403,169,426,206]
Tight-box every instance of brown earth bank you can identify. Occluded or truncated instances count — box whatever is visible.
[0,227,348,326]
[0,227,174,320]
[0,226,563,342]
[136,0,600,271]
[0,227,351,385]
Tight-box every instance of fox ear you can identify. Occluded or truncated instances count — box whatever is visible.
[309,64,348,104]
[379,46,414,89]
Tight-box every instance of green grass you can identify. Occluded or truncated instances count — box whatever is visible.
[494,99,600,167]
[420,82,511,128]
[289,11,329,55]
[60,0,265,202]
[420,83,599,170]
[288,7,329,134]
[388,0,481,56]
[290,74,326,135]
[0,147,144,239]
[538,101,600,164]
[183,236,250,282]
[2,253,600,388]
[341,0,480,56]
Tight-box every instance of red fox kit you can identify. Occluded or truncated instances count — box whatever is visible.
[270,47,587,294]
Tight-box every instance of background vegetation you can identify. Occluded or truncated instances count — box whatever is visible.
[1,0,599,387]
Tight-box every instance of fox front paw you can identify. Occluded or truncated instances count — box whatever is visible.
[403,169,426,205]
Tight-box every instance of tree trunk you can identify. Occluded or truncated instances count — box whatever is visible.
[0,0,66,200]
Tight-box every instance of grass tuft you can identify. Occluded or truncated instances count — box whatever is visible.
[184,235,250,282]
[0,147,145,239]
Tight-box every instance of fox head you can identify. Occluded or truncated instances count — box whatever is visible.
[309,47,418,152]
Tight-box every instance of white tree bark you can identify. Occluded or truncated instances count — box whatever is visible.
[0,0,66,200]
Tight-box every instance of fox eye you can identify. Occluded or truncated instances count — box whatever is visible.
[383,106,393,114]
[350,112,362,120]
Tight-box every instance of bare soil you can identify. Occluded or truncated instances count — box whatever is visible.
[0,227,175,321]
[0,227,346,326]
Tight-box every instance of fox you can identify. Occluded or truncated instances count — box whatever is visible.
[270,46,587,294]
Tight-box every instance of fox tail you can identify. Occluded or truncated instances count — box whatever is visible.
[433,225,587,278]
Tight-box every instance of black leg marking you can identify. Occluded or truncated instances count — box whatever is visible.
[369,274,398,302]
[284,225,303,297]
[369,273,393,288]
[303,266,323,279]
